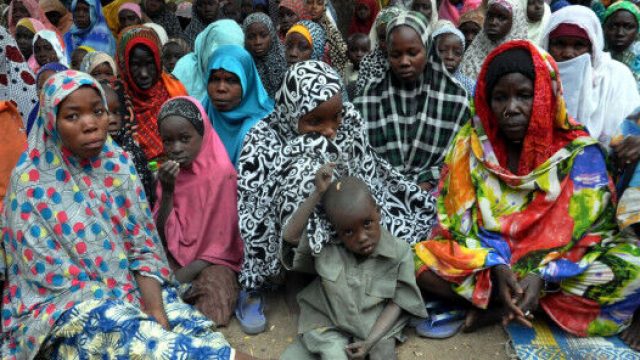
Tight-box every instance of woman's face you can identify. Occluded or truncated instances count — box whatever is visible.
[15,26,34,60]
[356,2,371,21]
[437,33,463,73]
[118,9,142,30]
[196,0,219,24]
[527,0,545,23]
[279,6,299,34]
[159,115,203,168]
[162,42,186,73]
[74,1,91,29]
[56,86,109,159]
[12,2,30,23]
[285,32,313,66]
[411,0,432,22]
[104,87,123,135]
[484,4,513,42]
[90,62,115,81]
[305,0,325,21]
[388,25,427,83]
[490,72,534,144]
[297,93,342,139]
[207,69,243,112]
[246,22,272,58]
[548,35,591,62]
[605,10,639,53]
[459,21,481,49]
[129,44,159,90]
[34,38,58,66]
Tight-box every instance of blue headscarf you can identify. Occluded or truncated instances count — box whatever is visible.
[63,0,116,58]
[203,45,274,166]
[26,62,69,135]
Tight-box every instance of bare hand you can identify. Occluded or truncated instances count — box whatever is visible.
[314,163,335,194]
[146,306,170,330]
[158,160,180,193]
[611,135,640,169]
[516,274,544,319]
[345,340,371,360]
[492,265,530,327]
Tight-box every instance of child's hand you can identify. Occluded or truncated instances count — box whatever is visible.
[345,341,371,359]
[158,160,180,193]
[314,163,335,194]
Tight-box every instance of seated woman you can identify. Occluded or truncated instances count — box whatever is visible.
[541,5,640,146]
[117,2,143,34]
[203,45,274,165]
[355,12,469,190]
[32,29,68,68]
[237,60,437,334]
[154,96,243,327]
[117,25,187,161]
[63,0,116,58]
[40,0,74,35]
[603,1,640,92]
[172,20,244,104]
[284,20,327,67]
[1,70,256,359]
[79,51,117,81]
[413,40,640,348]
[14,17,46,72]
[355,6,403,97]
[458,8,484,49]
[304,0,351,77]
[433,20,476,95]
[243,13,287,99]
[277,0,306,43]
[459,0,527,80]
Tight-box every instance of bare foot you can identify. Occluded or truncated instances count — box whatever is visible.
[621,309,640,351]
[462,307,503,333]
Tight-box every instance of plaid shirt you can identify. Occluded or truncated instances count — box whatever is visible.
[355,61,469,185]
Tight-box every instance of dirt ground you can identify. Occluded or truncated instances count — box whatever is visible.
[223,291,510,360]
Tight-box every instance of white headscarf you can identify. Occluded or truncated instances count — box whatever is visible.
[526,2,550,45]
[459,0,528,80]
[541,5,640,146]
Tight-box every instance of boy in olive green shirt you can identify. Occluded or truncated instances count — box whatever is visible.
[280,166,427,360]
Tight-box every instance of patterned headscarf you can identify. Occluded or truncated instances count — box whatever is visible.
[63,0,116,57]
[459,7,485,28]
[459,0,528,79]
[287,19,326,60]
[79,50,117,77]
[355,11,469,184]
[33,29,68,67]
[15,17,47,72]
[0,26,38,120]
[25,61,68,134]
[355,6,405,97]
[243,12,287,98]
[2,70,170,358]
[237,60,437,289]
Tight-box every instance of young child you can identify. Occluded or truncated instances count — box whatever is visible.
[433,21,475,95]
[345,32,370,100]
[162,37,190,73]
[281,165,427,360]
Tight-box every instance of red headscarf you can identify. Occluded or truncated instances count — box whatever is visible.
[116,26,186,160]
[474,40,588,176]
[348,0,380,35]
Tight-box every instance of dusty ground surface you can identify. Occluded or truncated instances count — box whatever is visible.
[222,291,510,360]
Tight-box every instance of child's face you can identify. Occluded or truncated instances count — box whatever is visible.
[329,197,381,257]
[285,32,313,66]
[527,0,545,23]
[71,48,88,70]
[162,42,187,73]
[356,2,370,21]
[297,94,342,139]
[90,62,115,82]
[436,33,463,73]
[104,88,123,135]
[159,115,203,168]
[347,37,371,69]
[245,22,272,58]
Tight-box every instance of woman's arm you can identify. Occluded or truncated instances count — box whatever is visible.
[173,259,211,283]
[135,273,170,329]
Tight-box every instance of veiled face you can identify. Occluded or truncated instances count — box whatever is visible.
[548,35,591,62]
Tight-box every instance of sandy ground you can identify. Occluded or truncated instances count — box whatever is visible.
[222,291,510,360]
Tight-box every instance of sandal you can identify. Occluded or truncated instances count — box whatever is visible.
[414,301,465,339]
[235,289,266,335]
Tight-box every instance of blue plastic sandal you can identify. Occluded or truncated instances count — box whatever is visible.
[414,301,465,339]
[235,290,266,335]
